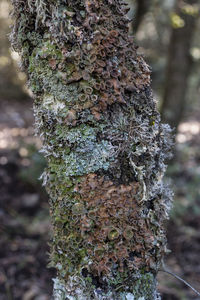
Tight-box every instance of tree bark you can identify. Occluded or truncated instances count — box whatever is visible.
[161,0,198,130]
[11,0,172,299]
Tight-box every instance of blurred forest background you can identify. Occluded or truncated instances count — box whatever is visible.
[0,0,200,299]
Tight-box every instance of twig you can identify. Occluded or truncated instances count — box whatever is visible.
[159,268,200,297]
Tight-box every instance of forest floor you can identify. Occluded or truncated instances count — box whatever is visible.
[0,97,200,300]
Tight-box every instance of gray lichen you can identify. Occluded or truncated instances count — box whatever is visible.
[53,272,161,300]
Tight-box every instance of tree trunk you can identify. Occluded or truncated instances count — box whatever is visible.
[11,0,172,299]
[0,0,26,100]
[132,0,152,33]
[161,0,198,130]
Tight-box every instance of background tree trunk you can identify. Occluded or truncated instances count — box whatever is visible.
[0,0,27,100]
[161,0,199,130]
[11,0,172,299]
[132,0,152,33]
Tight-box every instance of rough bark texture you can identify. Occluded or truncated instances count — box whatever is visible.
[161,0,199,130]
[11,0,172,299]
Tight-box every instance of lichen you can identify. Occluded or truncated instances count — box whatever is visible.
[11,0,173,298]
[53,273,161,300]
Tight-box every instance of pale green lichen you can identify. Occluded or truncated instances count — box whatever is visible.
[42,94,66,114]
[63,140,115,176]
[53,273,161,300]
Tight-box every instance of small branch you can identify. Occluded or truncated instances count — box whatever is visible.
[159,268,200,297]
